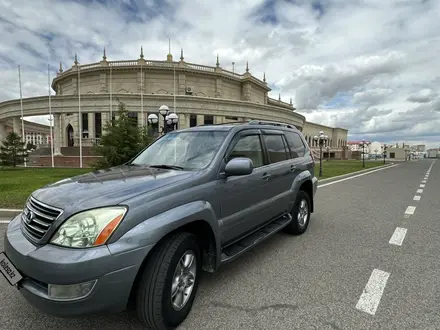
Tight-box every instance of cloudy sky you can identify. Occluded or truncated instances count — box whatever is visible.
[1,0,439,148]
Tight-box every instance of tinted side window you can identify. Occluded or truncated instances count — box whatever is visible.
[284,132,306,158]
[263,135,289,164]
[228,135,264,168]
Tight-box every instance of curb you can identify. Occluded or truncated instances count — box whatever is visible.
[317,162,396,185]
[0,208,22,219]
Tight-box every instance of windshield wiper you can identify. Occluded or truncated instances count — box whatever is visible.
[148,164,185,170]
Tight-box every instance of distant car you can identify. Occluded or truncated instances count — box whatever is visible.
[1,120,318,330]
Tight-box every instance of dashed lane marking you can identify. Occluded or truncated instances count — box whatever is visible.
[356,269,390,315]
[389,227,408,246]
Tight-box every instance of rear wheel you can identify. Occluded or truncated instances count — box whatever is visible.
[284,190,311,235]
[136,232,201,330]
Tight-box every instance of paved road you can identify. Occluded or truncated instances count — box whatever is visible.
[0,159,438,330]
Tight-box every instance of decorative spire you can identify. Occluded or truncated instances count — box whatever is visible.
[166,39,173,61]
[59,61,63,73]
[246,61,249,72]
[103,47,107,60]
[180,48,184,61]
[263,72,266,82]
[278,93,281,101]
[290,97,293,105]
[74,53,78,65]
[216,54,220,67]
[140,46,144,59]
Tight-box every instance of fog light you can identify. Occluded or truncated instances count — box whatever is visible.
[48,280,97,301]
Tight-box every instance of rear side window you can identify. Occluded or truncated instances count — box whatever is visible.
[263,135,289,164]
[284,132,306,158]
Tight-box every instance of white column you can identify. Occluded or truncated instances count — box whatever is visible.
[178,114,186,129]
[0,121,6,145]
[88,113,95,141]
[53,114,62,155]
[214,116,224,124]
[12,117,20,134]
[196,115,204,126]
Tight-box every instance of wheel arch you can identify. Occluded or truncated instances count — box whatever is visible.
[299,179,314,213]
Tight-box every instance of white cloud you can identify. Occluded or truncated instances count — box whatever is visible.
[0,0,439,147]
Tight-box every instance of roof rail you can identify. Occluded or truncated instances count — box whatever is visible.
[247,120,295,129]
[196,121,250,127]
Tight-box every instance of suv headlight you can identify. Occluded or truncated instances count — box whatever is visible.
[50,206,127,248]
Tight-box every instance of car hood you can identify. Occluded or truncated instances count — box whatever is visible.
[31,165,196,210]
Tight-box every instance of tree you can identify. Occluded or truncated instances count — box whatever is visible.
[0,132,29,167]
[93,101,154,169]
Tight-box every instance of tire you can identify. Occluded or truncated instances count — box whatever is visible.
[136,232,202,330]
[284,190,311,235]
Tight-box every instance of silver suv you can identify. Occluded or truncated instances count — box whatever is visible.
[1,120,318,329]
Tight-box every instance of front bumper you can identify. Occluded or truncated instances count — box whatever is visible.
[3,214,153,317]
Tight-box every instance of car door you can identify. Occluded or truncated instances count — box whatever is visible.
[283,130,309,210]
[217,129,274,245]
[261,130,295,218]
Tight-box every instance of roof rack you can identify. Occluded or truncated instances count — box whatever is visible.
[196,121,250,127]
[247,120,295,129]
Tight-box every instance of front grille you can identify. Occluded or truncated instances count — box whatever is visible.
[22,197,63,241]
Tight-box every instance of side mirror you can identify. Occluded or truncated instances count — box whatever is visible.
[224,157,254,177]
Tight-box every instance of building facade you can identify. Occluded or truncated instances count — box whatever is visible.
[0,49,348,165]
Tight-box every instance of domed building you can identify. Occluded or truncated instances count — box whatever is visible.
[0,48,349,167]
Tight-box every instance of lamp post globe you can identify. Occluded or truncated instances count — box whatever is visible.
[168,112,179,124]
[159,105,169,116]
[147,113,158,124]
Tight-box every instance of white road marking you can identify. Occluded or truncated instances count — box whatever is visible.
[318,164,399,188]
[417,189,423,194]
[422,180,426,183]
[389,227,408,246]
[356,269,390,315]
[405,206,416,215]
[413,195,421,201]
[420,184,425,188]
[0,220,10,224]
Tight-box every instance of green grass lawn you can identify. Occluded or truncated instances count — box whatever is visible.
[315,159,388,179]
[0,167,91,209]
[0,160,389,209]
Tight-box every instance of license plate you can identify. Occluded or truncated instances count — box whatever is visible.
[0,252,23,286]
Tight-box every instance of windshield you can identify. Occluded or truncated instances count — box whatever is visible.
[131,130,228,170]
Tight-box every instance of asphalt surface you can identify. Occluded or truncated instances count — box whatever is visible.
[0,159,438,330]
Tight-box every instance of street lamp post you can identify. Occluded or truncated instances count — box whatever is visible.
[359,139,368,168]
[313,131,328,177]
[158,105,179,135]
[383,144,387,164]
[374,148,378,160]
[159,105,170,135]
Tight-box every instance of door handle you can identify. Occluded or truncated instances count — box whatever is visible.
[290,165,296,172]
[262,173,271,181]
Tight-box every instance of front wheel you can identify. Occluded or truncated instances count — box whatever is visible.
[136,232,201,330]
[284,190,311,235]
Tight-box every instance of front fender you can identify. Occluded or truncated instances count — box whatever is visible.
[107,201,220,261]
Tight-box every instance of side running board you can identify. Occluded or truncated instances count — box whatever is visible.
[220,213,292,264]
